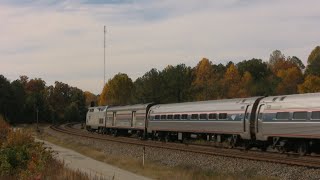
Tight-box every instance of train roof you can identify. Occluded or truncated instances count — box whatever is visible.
[260,93,320,104]
[107,103,153,111]
[149,97,262,113]
[88,106,108,112]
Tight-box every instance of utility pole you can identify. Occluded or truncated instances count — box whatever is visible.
[104,25,106,87]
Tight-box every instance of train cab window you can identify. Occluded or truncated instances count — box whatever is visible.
[181,114,188,120]
[89,109,94,112]
[160,115,166,120]
[276,112,289,120]
[208,113,217,120]
[200,114,207,120]
[155,115,160,120]
[311,111,320,120]
[99,118,104,124]
[191,114,198,120]
[174,114,181,120]
[219,113,227,120]
[167,115,173,120]
[293,112,307,120]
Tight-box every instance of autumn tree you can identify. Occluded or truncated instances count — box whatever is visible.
[84,91,97,107]
[101,73,134,105]
[222,64,242,98]
[275,67,303,95]
[238,71,254,97]
[192,58,217,100]
[298,75,320,93]
[99,83,109,106]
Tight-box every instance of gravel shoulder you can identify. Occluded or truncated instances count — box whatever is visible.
[40,126,320,180]
[36,138,150,180]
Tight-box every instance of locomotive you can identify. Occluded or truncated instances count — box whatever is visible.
[86,92,320,155]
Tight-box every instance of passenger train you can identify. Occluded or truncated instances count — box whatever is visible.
[86,93,320,155]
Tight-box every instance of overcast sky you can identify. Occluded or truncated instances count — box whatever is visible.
[1,0,320,94]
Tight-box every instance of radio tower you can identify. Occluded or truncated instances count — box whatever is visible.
[103,26,106,87]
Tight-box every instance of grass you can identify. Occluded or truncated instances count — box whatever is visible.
[36,127,276,180]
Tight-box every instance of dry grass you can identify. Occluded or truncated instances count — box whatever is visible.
[37,130,275,180]
[0,118,103,180]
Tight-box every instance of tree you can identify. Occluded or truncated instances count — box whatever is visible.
[298,75,320,93]
[308,46,320,64]
[84,91,97,107]
[161,64,192,103]
[99,83,109,106]
[102,73,134,105]
[133,68,162,103]
[237,58,269,81]
[269,50,285,67]
[0,75,12,121]
[238,71,254,97]
[276,67,303,95]
[64,102,80,122]
[305,53,320,76]
[222,64,242,98]
[192,58,216,100]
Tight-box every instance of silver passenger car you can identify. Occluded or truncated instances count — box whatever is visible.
[255,93,320,141]
[148,97,262,140]
[106,103,153,131]
[86,106,108,131]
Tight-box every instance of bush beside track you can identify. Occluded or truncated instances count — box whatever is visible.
[0,116,100,180]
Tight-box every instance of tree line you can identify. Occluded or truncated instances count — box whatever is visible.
[0,76,89,124]
[99,46,320,106]
[1,46,319,123]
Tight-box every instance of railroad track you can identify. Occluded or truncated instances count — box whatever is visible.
[50,123,320,168]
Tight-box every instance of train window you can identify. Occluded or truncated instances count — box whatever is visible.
[191,114,198,120]
[167,114,173,120]
[276,112,289,120]
[160,115,166,120]
[311,111,320,120]
[155,115,160,120]
[89,109,94,112]
[208,113,217,120]
[219,113,227,119]
[293,112,307,120]
[99,118,103,124]
[174,114,181,120]
[200,114,207,120]
[181,114,188,120]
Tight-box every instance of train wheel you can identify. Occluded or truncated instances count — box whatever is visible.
[297,142,308,156]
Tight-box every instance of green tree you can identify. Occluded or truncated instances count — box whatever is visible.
[308,46,320,64]
[64,102,80,122]
[305,54,320,76]
[133,68,162,103]
[161,64,192,103]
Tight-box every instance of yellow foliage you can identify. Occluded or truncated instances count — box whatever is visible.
[223,64,241,98]
[298,75,320,93]
[99,83,109,106]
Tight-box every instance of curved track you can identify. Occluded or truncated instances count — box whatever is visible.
[50,123,320,168]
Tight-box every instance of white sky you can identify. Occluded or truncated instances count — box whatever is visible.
[1,0,320,94]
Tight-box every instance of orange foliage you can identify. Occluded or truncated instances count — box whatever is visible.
[223,64,241,98]
[276,67,303,95]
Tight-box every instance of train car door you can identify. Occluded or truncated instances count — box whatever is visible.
[244,105,250,132]
[131,111,136,127]
[112,112,116,126]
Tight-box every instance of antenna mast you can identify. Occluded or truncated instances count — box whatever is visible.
[103,26,106,87]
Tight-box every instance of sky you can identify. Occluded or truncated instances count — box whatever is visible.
[1,0,320,94]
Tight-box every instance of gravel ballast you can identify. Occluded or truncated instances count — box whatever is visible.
[45,127,320,180]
